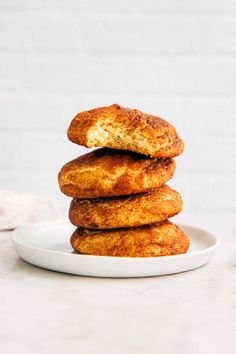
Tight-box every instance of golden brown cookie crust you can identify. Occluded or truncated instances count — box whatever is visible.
[70,221,190,257]
[58,148,176,198]
[67,104,184,158]
[69,185,182,229]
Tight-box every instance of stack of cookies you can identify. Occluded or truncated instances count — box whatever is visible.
[58,104,190,257]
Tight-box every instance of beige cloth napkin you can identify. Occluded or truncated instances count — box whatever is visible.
[0,191,62,230]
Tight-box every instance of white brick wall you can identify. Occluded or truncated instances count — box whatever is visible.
[1,0,235,215]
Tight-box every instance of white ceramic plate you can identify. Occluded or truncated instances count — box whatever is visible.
[11,219,219,278]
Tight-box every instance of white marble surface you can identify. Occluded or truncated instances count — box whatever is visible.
[1,214,236,354]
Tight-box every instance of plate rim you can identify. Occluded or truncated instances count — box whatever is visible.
[11,219,220,261]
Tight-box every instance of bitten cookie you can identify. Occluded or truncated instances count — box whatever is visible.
[67,104,184,158]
